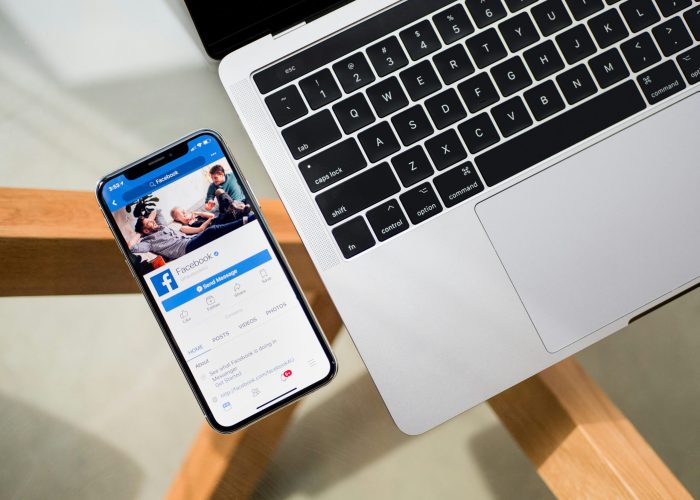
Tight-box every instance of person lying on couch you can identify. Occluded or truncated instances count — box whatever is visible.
[127,209,253,260]
[169,208,215,235]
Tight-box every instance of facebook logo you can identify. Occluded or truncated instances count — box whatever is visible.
[151,270,178,296]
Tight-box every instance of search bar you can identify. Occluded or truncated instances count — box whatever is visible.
[122,156,206,202]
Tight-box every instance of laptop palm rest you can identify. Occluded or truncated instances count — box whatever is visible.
[475,92,700,353]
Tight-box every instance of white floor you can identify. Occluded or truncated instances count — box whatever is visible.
[0,1,697,498]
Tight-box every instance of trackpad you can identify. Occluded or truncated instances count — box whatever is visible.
[476,93,700,352]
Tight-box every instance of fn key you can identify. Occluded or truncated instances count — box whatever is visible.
[332,217,375,258]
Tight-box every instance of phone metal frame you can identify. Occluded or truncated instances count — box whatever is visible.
[96,129,337,433]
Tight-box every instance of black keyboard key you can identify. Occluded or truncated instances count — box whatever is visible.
[299,69,341,110]
[556,64,598,103]
[425,129,469,170]
[434,162,485,207]
[366,77,409,117]
[358,122,401,162]
[282,110,341,159]
[677,45,700,83]
[475,80,646,185]
[333,93,375,134]
[300,139,367,192]
[367,37,409,77]
[466,28,508,68]
[458,72,501,112]
[620,0,661,31]
[504,0,540,11]
[316,163,400,225]
[458,113,501,153]
[621,33,662,71]
[333,53,375,93]
[392,106,434,146]
[524,80,566,120]
[491,96,534,136]
[588,9,629,47]
[253,0,454,93]
[433,45,476,84]
[400,61,443,100]
[466,0,508,27]
[655,0,691,16]
[524,40,565,80]
[391,145,435,186]
[433,4,475,43]
[332,217,375,258]
[532,0,573,35]
[684,6,700,40]
[400,20,442,60]
[366,200,410,241]
[491,56,533,95]
[265,85,308,127]
[652,17,693,55]
[589,48,630,87]
[637,60,687,103]
[400,183,443,224]
[499,12,541,52]
[565,0,605,19]
[556,25,598,64]
[425,89,468,129]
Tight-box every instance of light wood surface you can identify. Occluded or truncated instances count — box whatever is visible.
[0,188,323,296]
[490,358,691,498]
[0,187,690,498]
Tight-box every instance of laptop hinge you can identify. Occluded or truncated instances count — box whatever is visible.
[272,21,307,39]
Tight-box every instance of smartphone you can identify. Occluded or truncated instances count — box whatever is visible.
[96,130,336,433]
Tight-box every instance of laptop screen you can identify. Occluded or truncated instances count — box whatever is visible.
[185,0,354,60]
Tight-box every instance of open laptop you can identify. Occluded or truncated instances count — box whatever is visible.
[186,0,700,434]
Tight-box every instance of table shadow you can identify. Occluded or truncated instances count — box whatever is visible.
[0,393,143,500]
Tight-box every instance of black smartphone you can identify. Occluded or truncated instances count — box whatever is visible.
[96,130,336,433]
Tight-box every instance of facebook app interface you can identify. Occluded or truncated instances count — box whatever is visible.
[103,135,331,427]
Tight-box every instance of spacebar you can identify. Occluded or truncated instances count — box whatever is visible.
[475,81,647,187]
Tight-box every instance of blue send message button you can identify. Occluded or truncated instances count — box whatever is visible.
[161,249,272,312]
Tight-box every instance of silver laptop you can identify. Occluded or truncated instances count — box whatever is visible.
[186,0,700,434]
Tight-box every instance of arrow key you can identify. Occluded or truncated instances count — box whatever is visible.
[366,199,410,241]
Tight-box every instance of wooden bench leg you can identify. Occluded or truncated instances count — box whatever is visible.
[489,357,691,498]
[166,291,342,500]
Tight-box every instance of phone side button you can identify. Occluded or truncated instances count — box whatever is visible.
[331,217,375,259]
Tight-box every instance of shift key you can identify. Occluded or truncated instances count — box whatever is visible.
[316,163,400,225]
[282,110,342,159]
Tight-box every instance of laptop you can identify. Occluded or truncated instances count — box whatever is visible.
[186,0,700,434]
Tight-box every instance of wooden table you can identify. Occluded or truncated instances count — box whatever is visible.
[0,187,690,499]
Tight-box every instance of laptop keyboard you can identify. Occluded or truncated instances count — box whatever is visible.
[254,0,700,259]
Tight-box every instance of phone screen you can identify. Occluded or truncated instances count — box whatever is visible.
[99,132,334,430]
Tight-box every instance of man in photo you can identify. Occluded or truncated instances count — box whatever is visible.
[204,164,245,211]
[127,209,254,260]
